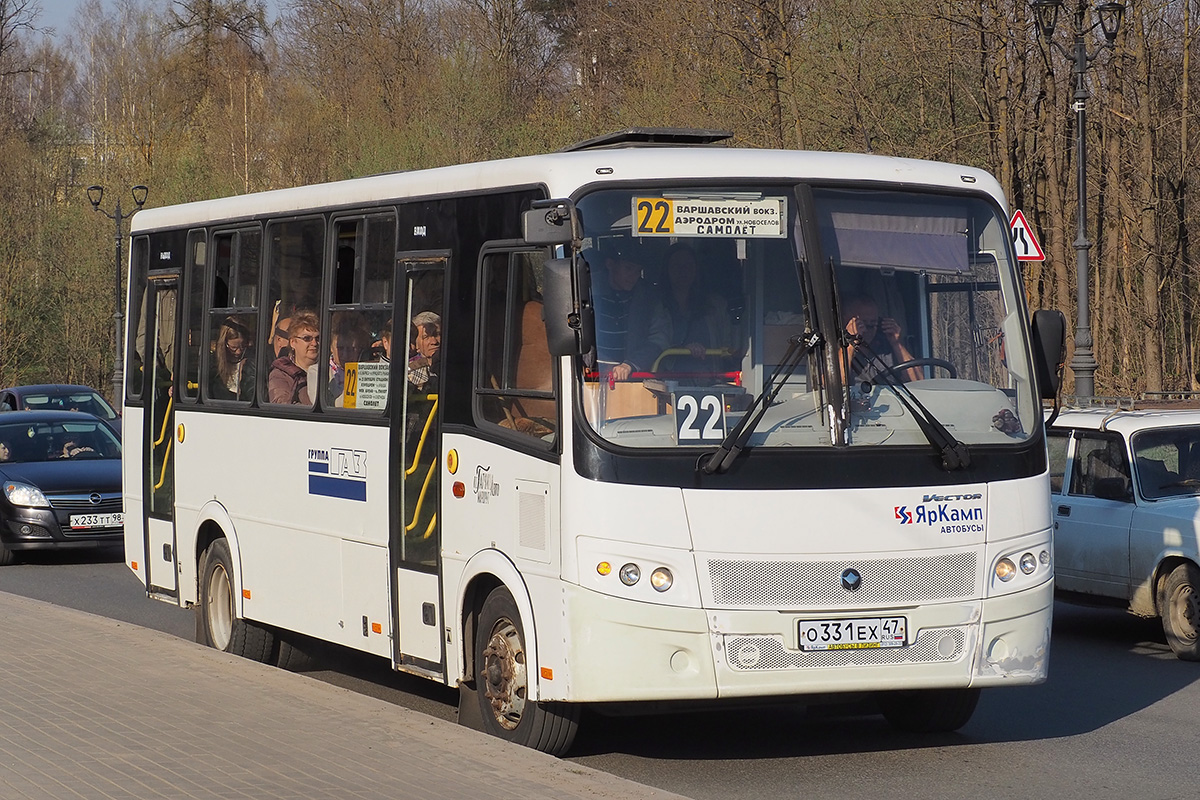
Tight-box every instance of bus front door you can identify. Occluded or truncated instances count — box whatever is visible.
[143,276,179,597]
[391,257,447,676]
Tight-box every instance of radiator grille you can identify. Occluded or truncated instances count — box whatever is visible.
[724,628,967,670]
[48,493,122,514]
[708,552,977,608]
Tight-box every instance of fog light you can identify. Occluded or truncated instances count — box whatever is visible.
[650,567,673,592]
[619,563,641,586]
[1040,550,1051,565]
[995,557,1016,582]
[1020,552,1037,574]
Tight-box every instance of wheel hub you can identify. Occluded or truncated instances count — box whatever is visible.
[480,619,527,730]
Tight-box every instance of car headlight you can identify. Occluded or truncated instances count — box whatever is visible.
[4,482,49,508]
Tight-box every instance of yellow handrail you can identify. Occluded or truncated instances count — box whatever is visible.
[650,347,732,372]
[421,513,437,540]
[405,394,438,477]
[405,457,438,533]
[153,396,173,447]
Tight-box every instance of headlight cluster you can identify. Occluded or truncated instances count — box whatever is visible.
[994,549,1051,582]
[4,482,49,508]
[597,561,674,593]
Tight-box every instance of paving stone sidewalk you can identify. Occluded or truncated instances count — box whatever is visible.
[0,591,689,800]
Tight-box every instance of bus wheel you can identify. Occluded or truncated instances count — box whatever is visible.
[1160,562,1200,660]
[197,539,277,664]
[878,688,980,733]
[475,586,579,755]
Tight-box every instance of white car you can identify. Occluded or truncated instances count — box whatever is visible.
[1048,404,1200,659]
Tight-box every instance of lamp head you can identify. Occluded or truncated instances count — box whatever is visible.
[1031,0,1062,38]
[1096,1,1124,43]
[131,185,149,209]
[86,185,104,210]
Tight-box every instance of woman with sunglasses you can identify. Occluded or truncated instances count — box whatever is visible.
[268,312,321,405]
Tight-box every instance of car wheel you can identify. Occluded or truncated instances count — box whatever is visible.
[196,539,277,663]
[0,539,16,566]
[474,586,578,755]
[878,687,981,733]
[1160,562,1200,660]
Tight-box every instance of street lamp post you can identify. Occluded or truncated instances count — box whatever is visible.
[1030,0,1124,399]
[87,184,148,406]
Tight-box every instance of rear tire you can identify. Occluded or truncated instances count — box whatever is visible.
[878,688,980,733]
[474,586,578,755]
[1160,562,1200,660]
[197,539,277,663]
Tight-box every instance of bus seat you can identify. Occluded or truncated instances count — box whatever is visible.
[512,300,555,421]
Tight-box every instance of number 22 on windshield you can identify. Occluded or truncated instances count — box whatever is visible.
[636,199,673,235]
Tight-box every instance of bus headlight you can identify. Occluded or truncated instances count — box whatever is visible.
[650,567,673,592]
[1020,552,1038,574]
[619,563,641,586]
[995,557,1017,582]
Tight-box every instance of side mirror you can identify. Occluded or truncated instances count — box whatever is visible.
[1031,309,1066,400]
[542,257,594,357]
[523,200,576,246]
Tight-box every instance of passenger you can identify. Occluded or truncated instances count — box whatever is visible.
[268,312,320,405]
[841,292,922,384]
[375,319,393,362]
[592,241,658,381]
[328,313,371,405]
[408,311,441,392]
[636,242,734,373]
[209,316,256,401]
[0,440,10,461]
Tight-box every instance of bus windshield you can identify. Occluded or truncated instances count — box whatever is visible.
[576,185,1037,451]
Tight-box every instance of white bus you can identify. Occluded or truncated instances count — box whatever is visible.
[124,129,1065,754]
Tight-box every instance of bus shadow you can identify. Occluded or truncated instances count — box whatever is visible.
[568,600,1199,759]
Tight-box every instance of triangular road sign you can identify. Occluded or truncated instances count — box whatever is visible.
[1009,209,1045,261]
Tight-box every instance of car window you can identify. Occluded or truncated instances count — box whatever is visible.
[0,421,121,463]
[1069,432,1132,501]
[1047,431,1069,494]
[1132,426,1200,499]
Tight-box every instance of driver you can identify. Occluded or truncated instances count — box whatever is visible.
[841,293,923,384]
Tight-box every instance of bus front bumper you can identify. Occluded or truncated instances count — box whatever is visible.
[556,578,1051,703]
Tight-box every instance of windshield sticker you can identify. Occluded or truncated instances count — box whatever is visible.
[308,447,367,502]
[895,492,984,534]
[633,197,786,238]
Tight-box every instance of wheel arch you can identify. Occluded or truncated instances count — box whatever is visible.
[192,500,244,615]
[455,549,539,699]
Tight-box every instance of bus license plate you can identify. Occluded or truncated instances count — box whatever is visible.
[69,513,124,529]
[798,617,906,650]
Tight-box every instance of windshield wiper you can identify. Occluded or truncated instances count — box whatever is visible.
[700,330,824,475]
[853,340,970,471]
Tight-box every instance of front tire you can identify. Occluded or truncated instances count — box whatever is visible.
[1160,562,1200,660]
[0,540,16,566]
[878,688,980,733]
[474,586,578,755]
[196,539,277,663]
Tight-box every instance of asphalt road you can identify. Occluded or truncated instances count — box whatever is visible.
[4,550,1199,800]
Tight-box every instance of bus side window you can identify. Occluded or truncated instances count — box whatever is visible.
[476,250,557,441]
